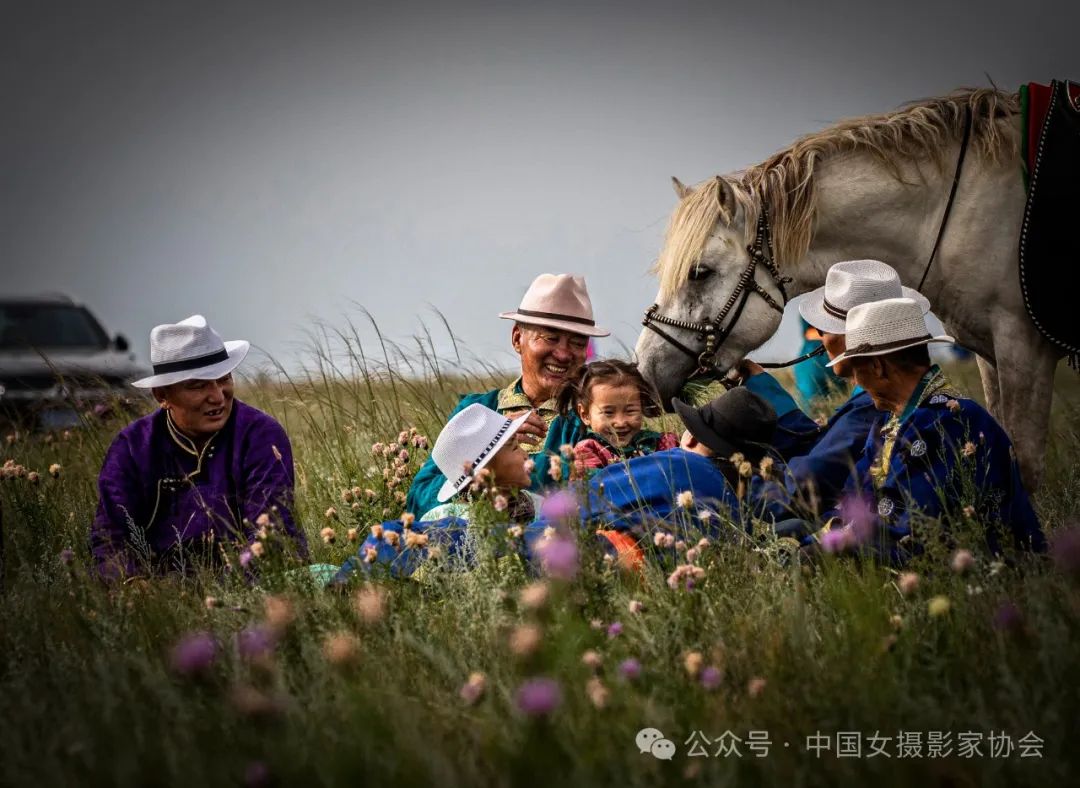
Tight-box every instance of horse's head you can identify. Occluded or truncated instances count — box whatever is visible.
[635,175,788,406]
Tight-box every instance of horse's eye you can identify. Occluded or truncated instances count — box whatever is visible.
[689,265,713,281]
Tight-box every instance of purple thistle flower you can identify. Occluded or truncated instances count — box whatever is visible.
[537,537,579,581]
[837,493,875,543]
[607,621,623,638]
[514,677,563,717]
[540,490,579,521]
[1051,524,1080,576]
[619,658,642,680]
[820,528,852,554]
[59,547,75,565]
[239,549,254,568]
[236,625,277,661]
[170,631,217,676]
[700,665,722,690]
[992,600,1026,636]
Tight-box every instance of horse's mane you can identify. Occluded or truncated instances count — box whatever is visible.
[654,88,1020,299]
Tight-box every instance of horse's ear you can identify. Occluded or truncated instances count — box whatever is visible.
[713,176,736,211]
[671,176,692,200]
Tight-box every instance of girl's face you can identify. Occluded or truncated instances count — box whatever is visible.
[578,382,644,447]
[485,436,532,491]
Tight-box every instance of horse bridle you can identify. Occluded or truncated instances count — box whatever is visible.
[641,203,796,379]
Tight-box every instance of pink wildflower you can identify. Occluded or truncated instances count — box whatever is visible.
[537,537,579,581]
[619,658,642,680]
[514,677,562,717]
[459,672,486,705]
[950,549,975,574]
[897,572,920,596]
[170,631,218,676]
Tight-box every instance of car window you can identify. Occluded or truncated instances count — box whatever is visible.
[0,304,109,349]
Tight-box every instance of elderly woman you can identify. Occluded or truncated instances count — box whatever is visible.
[405,273,608,517]
[91,315,306,578]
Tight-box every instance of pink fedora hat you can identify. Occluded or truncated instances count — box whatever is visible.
[499,273,610,337]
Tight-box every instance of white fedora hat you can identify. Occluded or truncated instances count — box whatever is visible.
[826,297,954,367]
[499,273,610,337]
[433,403,531,502]
[132,315,249,388]
[799,259,931,335]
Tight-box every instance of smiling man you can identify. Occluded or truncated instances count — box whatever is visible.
[91,315,307,578]
[405,274,608,517]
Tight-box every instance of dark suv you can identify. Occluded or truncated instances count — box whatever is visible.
[0,296,150,429]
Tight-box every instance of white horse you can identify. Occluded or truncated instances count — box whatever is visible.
[634,88,1063,490]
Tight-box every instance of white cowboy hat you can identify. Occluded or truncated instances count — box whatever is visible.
[131,315,249,388]
[826,297,954,367]
[499,273,610,337]
[799,259,931,335]
[433,403,531,502]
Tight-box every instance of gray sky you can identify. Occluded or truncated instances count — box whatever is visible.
[2,0,1078,373]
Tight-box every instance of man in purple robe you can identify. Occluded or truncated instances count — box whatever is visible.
[91,315,306,578]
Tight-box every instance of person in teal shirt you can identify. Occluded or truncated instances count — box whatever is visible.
[405,274,609,517]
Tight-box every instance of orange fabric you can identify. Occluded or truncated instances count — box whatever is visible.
[596,529,645,571]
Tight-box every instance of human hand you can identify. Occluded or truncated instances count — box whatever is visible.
[725,359,766,387]
[737,359,765,378]
[516,411,548,443]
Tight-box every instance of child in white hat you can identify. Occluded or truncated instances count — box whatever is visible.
[420,403,543,522]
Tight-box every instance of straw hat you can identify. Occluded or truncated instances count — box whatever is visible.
[826,298,954,367]
[433,403,531,502]
[499,273,609,337]
[799,259,931,335]
[132,315,249,388]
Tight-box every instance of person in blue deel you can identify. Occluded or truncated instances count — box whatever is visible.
[736,259,932,514]
[818,297,1044,564]
[792,317,846,409]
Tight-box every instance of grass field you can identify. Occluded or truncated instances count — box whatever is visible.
[2,331,1079,788]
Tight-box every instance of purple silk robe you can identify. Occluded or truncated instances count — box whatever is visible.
[91,400,307,577]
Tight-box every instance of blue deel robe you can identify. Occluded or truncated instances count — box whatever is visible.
[529,449,794,546]
[745,372,878,509]
[404,380,586,518]
[341,449,798,581]
[829,388,1046,564]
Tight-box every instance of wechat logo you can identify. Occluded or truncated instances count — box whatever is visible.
[636,727,676,760]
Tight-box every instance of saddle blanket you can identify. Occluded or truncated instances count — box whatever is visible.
[1019,79,1080,362]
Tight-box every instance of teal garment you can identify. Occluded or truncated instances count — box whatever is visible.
[744,372,804,419]
[793,334,846,409]
[404,385,586,518]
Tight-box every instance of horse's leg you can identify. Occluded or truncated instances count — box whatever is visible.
[990,312,1058,491]
[975,355,1001,417]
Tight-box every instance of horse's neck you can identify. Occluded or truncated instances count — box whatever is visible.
[784,149,967,295]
